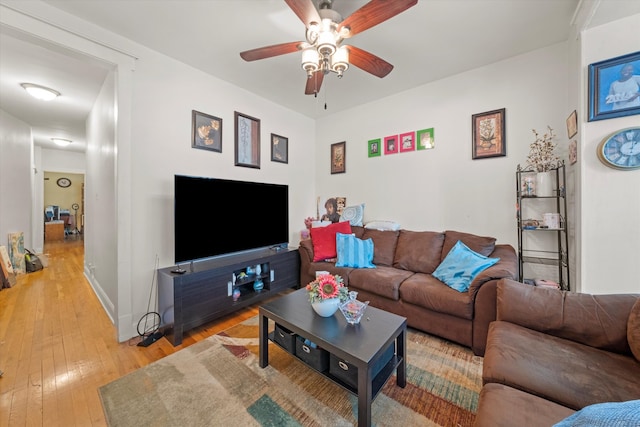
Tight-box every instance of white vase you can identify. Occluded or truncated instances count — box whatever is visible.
[535,171,554,197]
[311,298,340,317]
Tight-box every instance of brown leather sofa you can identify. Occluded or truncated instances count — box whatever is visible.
[475,279,640,427]
[298,226,518,356]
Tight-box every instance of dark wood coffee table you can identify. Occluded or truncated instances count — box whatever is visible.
[259,288,407,427]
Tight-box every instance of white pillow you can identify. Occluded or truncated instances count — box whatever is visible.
[339,203,365,226]
[311,220,332,228]
[364,220,400,231]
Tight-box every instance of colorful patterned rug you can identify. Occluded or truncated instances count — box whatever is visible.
[99,316,482,426]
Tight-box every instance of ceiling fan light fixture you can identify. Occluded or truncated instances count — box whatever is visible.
[51,138,72,147]
[316,19,337,57]
[301,48,320,76]
[331,46,349,77]
[21,83,60,101]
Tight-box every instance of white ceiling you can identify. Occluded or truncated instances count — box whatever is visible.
[1,0,639,153]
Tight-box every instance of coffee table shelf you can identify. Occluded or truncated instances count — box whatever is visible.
[268,331,403,399]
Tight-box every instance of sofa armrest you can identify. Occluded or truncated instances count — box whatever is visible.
[468,244,518,300]
[497,278,639,354]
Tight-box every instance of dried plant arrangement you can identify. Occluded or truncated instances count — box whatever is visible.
[526,126,559,172]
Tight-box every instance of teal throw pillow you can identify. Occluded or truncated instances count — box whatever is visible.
[553,400,640,427]
[433,240,499,292]
[335,232,376,268]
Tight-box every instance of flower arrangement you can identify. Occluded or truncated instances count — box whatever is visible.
[306,274,349,304]
[304,217,315,230]
[526,126,559,172]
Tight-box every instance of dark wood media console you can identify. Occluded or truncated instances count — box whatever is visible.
[158,247,299,346]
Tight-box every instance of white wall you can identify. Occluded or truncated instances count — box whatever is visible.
[580,14,640,294]
[316,43,570,252]
[0,110,33,250]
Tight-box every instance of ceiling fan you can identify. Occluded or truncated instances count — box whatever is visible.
[239,0,418,96]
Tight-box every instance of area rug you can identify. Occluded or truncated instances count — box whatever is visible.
[99,316,482,426]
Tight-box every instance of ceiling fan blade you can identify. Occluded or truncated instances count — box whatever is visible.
[305,71,324,95]
[284,0,321,26]
[345,45,393,78]
[338,0,418,38]
[240,41,304,61]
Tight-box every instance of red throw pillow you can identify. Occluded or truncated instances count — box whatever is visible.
[310,221,352,262]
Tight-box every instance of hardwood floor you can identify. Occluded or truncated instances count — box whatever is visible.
[0,239,265,426]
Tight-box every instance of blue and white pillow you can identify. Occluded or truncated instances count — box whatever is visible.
[433,240,499,292]
[339,203,365,226]
[335,232,376,268]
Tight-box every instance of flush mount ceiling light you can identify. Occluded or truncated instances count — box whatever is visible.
[20,83,60,101]
[240,0,417,96]
[51,138,72,147]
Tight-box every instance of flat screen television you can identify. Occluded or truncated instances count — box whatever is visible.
[174,175,289,264]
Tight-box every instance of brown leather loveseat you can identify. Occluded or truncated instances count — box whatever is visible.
[299,225,518,356]
[475,279,640,426]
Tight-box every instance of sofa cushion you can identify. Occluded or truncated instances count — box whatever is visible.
[309,221,352,262]
[476,383,575,427]
[400,272,474,319]
[393,230,444,274]
[433,240,500,292]
[483,321,640,410]
[335,233,375,268]
[361,228,399,266]
[441,230,496,262]
[628,299,640,362]
[347,266,413,301]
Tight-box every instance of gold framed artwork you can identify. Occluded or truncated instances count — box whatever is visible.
[566,110,578,139]
[331,141,346,174]
[192,110,222,152]
[472,108,506,159]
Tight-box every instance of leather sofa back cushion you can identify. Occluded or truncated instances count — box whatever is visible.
[628,298,640,361]
[361,228,399,266]
[441,230,496,262]
[498,280,636,354]
[393,230,445,274]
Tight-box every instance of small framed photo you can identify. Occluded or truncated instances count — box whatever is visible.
[472,108,506,159]
[569,139,577,165]
[234,111,260,168]
[416,128,435,150]
[192,110,222,152]
[399,131,415,152]
[368,138,381,157]
[566,110,578,138]
[330,141,346,174]
[270,133,288,163]
[588,51,640,122]
[384,135,398,155]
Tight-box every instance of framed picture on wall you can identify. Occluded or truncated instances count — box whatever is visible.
[384,135,398,155]
[399,131,415,152]
[192,110,222,152]
[331,141,346,174]
[234,111,260,168]
[588,51,640,122]
[566,110,578,138]
[472,108,506,159]
[416,128,435,150]
[368,138,381,157]
[270,133,288,163]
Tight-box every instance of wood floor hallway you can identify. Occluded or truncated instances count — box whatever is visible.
[0,240,260,426]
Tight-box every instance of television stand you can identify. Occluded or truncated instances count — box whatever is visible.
[157,247,299,346]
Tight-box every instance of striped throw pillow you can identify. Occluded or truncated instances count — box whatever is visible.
[335,233,376,268]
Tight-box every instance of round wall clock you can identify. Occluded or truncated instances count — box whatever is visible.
[597,127,640,170]
[56,177,72,188]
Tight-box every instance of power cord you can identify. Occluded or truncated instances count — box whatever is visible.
[136,255,163,347]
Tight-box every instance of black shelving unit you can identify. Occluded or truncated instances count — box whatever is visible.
[516,161,570,291]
